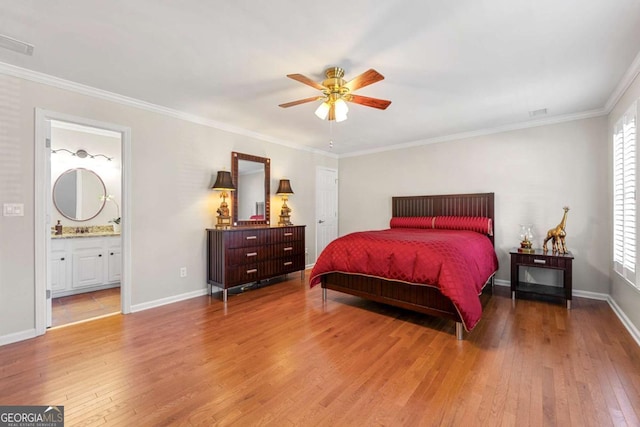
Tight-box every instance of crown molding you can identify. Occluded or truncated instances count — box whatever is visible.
[0,61,337,158]
[0,57,630,160]
[605,49,640,113]
[339,108,607,158]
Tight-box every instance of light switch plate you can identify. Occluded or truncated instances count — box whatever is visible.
[3,203,24,216]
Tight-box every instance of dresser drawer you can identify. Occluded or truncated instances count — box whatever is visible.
[226,229,267,248]
[225,263,262,286]
[272,226,304,242]
[226,246,268,265]
[514,253,572,269]
[273,241,304,258]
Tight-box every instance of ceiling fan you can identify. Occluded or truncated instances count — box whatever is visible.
[279,67,391,122]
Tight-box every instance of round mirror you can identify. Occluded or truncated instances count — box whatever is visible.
[53,168,107,221]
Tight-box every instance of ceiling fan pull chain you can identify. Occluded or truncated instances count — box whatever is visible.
[329,121,334,149]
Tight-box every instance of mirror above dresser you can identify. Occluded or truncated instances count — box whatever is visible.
[231,152,270,227]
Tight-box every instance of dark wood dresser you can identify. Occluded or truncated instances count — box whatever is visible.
[206,226,306,301]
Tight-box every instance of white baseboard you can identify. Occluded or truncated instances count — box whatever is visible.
[494,278,510,287]
[573,289,609,300]
[494,278,638,347]
[130,288,208,313]
[607,296,640,347]
[0,328,37,346]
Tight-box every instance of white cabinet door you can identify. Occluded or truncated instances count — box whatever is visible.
[51,239,70,292]
[72,248,105,289]
[51,250,69,291]
[107,247,121,283]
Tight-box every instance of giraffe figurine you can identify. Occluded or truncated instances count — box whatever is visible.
[543,206,570,254]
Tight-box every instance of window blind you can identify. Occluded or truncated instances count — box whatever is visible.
[613,102,637,286]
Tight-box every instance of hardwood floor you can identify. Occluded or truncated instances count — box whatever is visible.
[1,272,639,426]
[52,288,120,327]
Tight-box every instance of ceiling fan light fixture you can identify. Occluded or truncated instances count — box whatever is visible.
[334,98,348,122]
[315,101,331,120]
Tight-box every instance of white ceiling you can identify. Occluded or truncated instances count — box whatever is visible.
[1,0,640,155]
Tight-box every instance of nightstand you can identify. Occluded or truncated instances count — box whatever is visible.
[509,248,574,309]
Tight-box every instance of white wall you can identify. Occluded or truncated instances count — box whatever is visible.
[0,73,337,340]
[338,116,610,295]
[609,73,640,332]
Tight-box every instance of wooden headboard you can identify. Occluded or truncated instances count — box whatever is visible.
[392,192,495,245]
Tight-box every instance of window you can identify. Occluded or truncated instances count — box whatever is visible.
[613,102,637,287]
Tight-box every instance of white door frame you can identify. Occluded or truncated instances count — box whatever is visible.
[34,108,132,335]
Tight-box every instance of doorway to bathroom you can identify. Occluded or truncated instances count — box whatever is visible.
[35,109,131,334]
[49,120,122,327]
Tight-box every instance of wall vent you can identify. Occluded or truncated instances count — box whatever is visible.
[0,34,34,56]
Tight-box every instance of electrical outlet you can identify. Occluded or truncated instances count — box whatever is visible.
[180,267,187,278]
[305,247,309,255]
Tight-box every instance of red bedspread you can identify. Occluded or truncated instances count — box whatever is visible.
[309,228,499,331]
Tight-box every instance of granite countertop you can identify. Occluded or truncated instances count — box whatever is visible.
[51,224,120,239]
[52,231,121,239]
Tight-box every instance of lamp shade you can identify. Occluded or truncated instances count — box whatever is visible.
[212,171,235,190]
[276,179,294,195]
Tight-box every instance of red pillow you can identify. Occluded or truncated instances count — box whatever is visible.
[433,216,493,235]
[390,216,492,235]
[389,216,435,229]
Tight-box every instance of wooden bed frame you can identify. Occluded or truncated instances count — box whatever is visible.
[320,192,495,339]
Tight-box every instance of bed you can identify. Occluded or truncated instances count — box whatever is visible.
[309,193,498,339]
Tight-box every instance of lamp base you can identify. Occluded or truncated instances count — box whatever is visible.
[278,214,292,227]
[517,247,536,253]
[216,215,231,229]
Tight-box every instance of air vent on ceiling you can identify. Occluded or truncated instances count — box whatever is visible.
[528,108,547,118]
[0,34,34,56]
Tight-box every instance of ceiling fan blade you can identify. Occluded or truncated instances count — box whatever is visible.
[348,94,392,110]
[278,96,323,108]
[286,74,325,90]
[344,69,384,92]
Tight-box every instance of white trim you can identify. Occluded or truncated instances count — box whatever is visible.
[340,108,607,158]
[494,279,510,287]
[0,60,610,160]
[0,61,337,159]
[495,279,638,347]
[607,296,640,347]
[34,109,132,337]
[605,49,640,113]
[51,120,121,139]
[572,289,609,300]
[34,109,48,335]
[0,329,37,346]
[130,289,208,313]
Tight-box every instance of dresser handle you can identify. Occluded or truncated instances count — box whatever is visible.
[533,259,546,264]
[284,232,293,236]
[283,261,293,266]
[246,252,257,257]
[246,235,257,240]
[284,247,293,251]
[246,268,257,274]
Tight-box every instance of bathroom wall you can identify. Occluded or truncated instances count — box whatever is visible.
[51,124,122,228]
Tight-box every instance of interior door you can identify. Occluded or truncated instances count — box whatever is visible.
[316,167,338,260]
